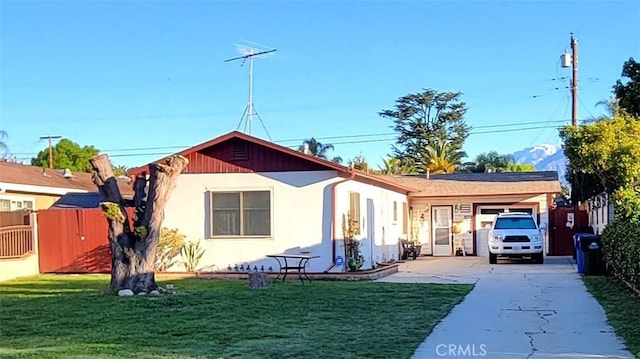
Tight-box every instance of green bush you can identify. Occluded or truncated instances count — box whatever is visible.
[155,228,186,271]
[611,186,640,224]
[601,220,640,290]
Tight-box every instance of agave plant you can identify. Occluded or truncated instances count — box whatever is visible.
[181,240,205,272]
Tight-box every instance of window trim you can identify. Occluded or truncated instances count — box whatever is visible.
[207,189,273,239]
[348,191,361,235]
[392,201,398,223]
[0,195,36,212]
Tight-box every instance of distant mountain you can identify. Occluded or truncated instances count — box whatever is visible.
[512,144,567,184]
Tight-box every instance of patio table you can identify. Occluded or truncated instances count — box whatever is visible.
[266,253,319,283]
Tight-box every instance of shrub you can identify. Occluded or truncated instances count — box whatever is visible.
[181,240,205,272]
[155,228,186,271]
[601,219,640,290]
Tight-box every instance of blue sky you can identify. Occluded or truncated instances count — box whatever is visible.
[1,1,639,169]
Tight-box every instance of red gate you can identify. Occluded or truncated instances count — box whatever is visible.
[549,208,589,256]
[37,208,131,273]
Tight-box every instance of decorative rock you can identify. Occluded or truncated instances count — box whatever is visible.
[137,292,147,296]
[118,289,134,297]
[150,290,161,296]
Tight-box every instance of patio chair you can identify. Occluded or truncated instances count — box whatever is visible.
[454,237,466,257]
[401,240,418,260]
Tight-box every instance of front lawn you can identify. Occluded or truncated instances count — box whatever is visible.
[583,276,640,358]
[0,275,472,359]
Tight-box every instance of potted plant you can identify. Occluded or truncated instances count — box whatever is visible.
[343,214,364,272]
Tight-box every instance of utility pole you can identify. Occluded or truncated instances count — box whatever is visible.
[570,34,579,127]
[561,33,579,127]
[39,135,61,169]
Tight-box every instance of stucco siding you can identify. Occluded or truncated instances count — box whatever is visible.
[409,193,552,256]
[162,170,408,273]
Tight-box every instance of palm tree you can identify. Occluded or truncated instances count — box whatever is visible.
[466,151,514,173]
[421,139,467,174]
[0,130,8,159]
[113,165,129,176]
[298,138,338,160]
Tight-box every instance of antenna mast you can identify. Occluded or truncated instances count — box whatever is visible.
[224,47,276,139]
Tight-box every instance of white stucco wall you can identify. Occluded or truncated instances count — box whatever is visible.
[162,171,408,273]
[333,181,408,270]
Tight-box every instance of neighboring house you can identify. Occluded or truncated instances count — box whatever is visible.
[0,161,133,210]
[385,172,561,257]
[128,131,415,273]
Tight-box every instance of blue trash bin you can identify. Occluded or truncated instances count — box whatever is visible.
[573,233,592,273]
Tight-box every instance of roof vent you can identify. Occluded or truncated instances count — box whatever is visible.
[231,142,249,161]
[62,168,73,178]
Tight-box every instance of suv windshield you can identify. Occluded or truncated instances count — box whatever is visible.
[494,217,537,229]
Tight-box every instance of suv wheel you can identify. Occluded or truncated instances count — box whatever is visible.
[489,253,497,264]
[532,253,544,264]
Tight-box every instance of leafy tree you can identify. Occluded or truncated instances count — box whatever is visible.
[377,156,419,175]
[421,138,467,174]
[559,114,640,203]
[463,151,535,173]
[380,89,471,166]
[347,154,370,172]
[298,137,342,163]
[112,164,129,176]
[31,138,99,172]
[0,130,8,158]
[504,163,536,172]
[613,57,640,117]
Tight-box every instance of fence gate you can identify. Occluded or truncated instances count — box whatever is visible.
[549,208,589,256]
[37,208,112,273]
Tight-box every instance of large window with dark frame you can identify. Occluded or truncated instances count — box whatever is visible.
[209,191,271,237]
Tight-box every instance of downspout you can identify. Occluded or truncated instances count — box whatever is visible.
[325,168,356,272]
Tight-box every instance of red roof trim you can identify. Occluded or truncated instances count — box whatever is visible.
[126,131,415,193]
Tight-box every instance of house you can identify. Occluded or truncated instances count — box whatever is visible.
[128,131,562,273]
[385,172,562,257]
[0,161,133,211]
[128,131,416,273]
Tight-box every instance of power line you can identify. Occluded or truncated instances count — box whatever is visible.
[8,122,571,160]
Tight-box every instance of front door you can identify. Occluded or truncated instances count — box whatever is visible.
[432,206,452,256]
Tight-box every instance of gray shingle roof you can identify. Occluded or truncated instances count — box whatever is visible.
[383,171,561,197]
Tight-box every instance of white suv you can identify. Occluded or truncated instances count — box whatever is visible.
[488,212,544,264]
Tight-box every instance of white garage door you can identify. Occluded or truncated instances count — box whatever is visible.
[475,206,537,256]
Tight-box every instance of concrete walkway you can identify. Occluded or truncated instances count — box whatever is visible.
[378,256,634,359]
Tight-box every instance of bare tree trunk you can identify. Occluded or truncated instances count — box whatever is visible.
[90,154,188,293]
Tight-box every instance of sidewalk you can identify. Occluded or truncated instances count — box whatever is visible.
[379,256,634,359]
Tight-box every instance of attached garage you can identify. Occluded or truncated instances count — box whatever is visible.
[384,171,561,257]
[475,205,538,257]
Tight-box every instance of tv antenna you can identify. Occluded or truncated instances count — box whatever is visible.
[224,45,276,139]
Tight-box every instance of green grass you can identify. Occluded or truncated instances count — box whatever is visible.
[583,276,640,358]
[0,275,472,359]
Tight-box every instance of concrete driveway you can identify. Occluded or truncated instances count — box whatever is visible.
[378,256,634,359]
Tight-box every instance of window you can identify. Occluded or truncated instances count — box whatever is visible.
[480,208,505,215]
[393,201,398,222]
[348,191,361,234]
[210,191,271,237]
[494,217,537,230]
[0,197,35,212]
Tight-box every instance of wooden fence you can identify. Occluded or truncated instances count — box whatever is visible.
[0,211,31,227]
[0,225,34,258]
